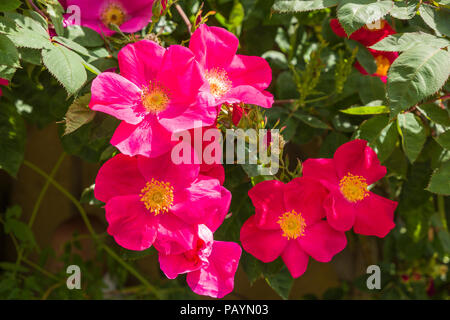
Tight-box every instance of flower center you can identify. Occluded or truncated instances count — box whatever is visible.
[278,210,306,240]
[139,179,174,215]
[339,173,369,203]
[375,55,391,77]
[205,68,232,99]
[364,19,386,31]
[141,82,170,114]
[101,3,126,27]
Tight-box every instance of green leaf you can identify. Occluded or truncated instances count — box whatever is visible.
[427,160,450,195]
[341,105,389,115]
[358,75,386,105]
[272,0,338,13]
[387,46,450,118]
[397,113,427,163]
[64,25,104,47]
[0,103,26,177]
[354,115,398,162]
[418,103,450,126]
[0,34,19,67]
[435,130,450,150]
[46,2,64,36]
[53,36,90,57]
[419,4,450,37]
[2,13,52,49]
[293,111,330,129]
[229,0,244,35]
[264,266,294,300]
[346,39,377,74]
[337,0,394,36]
[0,0,21,12]
[80,184,104,206]
[370,32,450,52]
[389,1,416,20]
[3,206,36,249]
[42,43,87,95]
[63,94,95,135]
[0,64,16,80]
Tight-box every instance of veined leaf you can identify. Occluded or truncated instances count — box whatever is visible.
[42,43,88,95]
[340,105,389,115]
[387,46,450,118]
[63,94,95,136]
[397,113,427,163]
[435,130,450,151]
[370,32,450,52]
[337,0,394,36]
[0,34,19,67]
[272,0,338,13]
[427,160,450,195]
[418,103,450,126]
[419,4,450,37]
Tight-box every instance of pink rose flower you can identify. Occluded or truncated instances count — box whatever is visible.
[62,0,155,36]
[0,78,9,97]
[240,177,347,278]
[89,40,217,157]
[302,139,397,237]
[94,145,231,254]
[159,224,242,298]
[189,24,274,109]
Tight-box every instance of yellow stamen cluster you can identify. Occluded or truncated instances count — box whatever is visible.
[205,68,232,99]
[139,179,174,215]
[339,173,369,203]
[101,3,126,27]
[375,55,391,77]
[278,210,307,240]
[141,82,170,114]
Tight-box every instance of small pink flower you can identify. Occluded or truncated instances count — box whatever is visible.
[0,78,9,97]
[62,0,155,36]
[302,139,397,237]
[90,40,217,157]
[94,145,231,254]
[189,24,274,109]
[159,224,242,298]
[240,177,347,278]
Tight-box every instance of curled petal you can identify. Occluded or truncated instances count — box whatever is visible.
[187,241,242,298]
[105,195,158,251]
[90,72,143,125]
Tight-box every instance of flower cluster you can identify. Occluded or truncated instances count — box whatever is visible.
[91,24,274,298]
[330,18,398,83]
[240,140,397,278]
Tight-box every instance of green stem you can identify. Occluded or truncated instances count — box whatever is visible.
[438,195,448,231]
[23,159,161,299]
[28,153,66,228]
[23,160,99,242]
